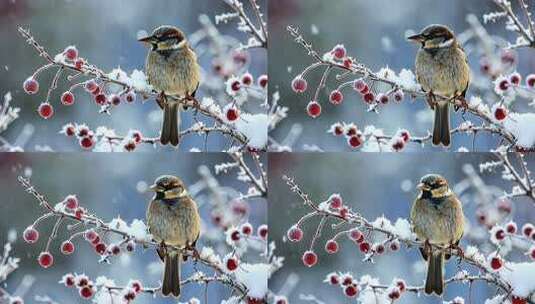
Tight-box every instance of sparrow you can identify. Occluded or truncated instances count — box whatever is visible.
[138,25,201,146]
[146,175,201,298]
[408,24,471,147]
[410,174,464,296]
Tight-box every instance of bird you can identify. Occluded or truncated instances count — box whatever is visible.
[407,24,471,147]
[146,175,201,297]
[410,174,465,296]
[138,25,201,146]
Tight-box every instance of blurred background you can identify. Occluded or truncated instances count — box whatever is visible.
[0,153,267,303]
[269,152,535,303]
[268,0,535,151]
[0,0,266,151]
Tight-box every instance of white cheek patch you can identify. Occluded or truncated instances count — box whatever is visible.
[438,38,454,48]
[175,40,187,49]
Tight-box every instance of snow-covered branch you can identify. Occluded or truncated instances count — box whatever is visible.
[485,0,535,49]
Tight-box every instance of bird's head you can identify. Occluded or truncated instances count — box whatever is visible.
[417,174,452,198]
[138,25,187,51]
[149,175,187,200]
[407,24,456,50]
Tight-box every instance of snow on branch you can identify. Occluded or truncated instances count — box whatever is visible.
[218,0,268,49]
[271,18,535,152]
[485,0,535,49]
[14,153,275,303]
[280,154,535,303]
[18,0,268,152]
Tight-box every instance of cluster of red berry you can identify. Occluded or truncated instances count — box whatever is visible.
[60,273,142,301]
[326,272,406,300]
[61,123,143,151]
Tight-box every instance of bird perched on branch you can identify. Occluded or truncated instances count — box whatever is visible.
[146,175,201,297]
[408,24,470,147]
[410,174,465,295]
[138,25,201,146]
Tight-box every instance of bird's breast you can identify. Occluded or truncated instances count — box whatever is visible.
[146,199,201,246]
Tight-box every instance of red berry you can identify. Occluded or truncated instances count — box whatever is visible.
[526,74,535,88]
[62,274,76,287]
[512,296,527,304]
[76,274,89,287]
[306,101,321,118]
[230,230,240,241]
[126,241,136,252]
[349,229,363,242]
[23,226,39,244]
[363,92,375,104]
[328,273,340,285]
[257,224,268,240]
[398,130,411,143]
[94,94,107,105]
[79,137,94,150]
[330,194,342,209]
[23,77,39,94]
[325,239,339,254]
[332,44,346,59]
[498,199,512,214]
[60,91,74,106]
[109,94,121,106]
[390,240,400,251]
[291,77,307,93]
[241,223,253,236]
[348,135,363,148]
[125,91,136,103]
[231,80,241,92]
[74,207,84,219]
[64,46,78,61]
[242,73,253,86]
[64,124,76,136]
[509,73,521,86]
[84,80,98,93]
[287,225,303,242]
[341,275,353,286]
[38,103,54,119]
[258,75,268,88]
[388,287,401,300]
[302,250,318,267]
[123,290,136,301]
[373,243,385,255]
[109,244,121,255]
[480,57,491,74]
[395,279,406,292]
[79,286,95,299]
[494,106,507,121]
[129,280,142,293]
[343,58,353,68]
[84,230,98,242]
[333,123,344,136]
[346,126,357,136]
[376,93,389,104]
[226,106,240,122]
[529,247,535,260]
[226,257,239,271]
[506,222,517,234]
[353,79,366,92]
[498,79,510,91]
[91,235,100,246]
[274,296,288,304]
[38,251,53,268]
[490,256,502,270]
[64,195,78,210]
[329,90,343,105]
[94,243,106,255]
[123,140,136,152]
[61,240,75,255]
[131,131,142,143]
[74,58,84,70]
[522,223,534,237]
[501,49,516,65]
[360,84,369,94]
[359,242,371,253]
[392,137,405,152]
[393,90,404,102]
[344,285,358,297]
[339,207,349,219]
[495,228,506,240]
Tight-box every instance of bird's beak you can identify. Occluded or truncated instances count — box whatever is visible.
[407,33,424,42]
[148,184,159,192]
[137,35,155,43]
[417,183,425,190]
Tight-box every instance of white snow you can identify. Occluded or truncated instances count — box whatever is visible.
[235,113,268,149]
[500,262,535,297]
[107,68,153,92]
[108,218,151,242]
[503,112,535,148]
[235,263,270,299]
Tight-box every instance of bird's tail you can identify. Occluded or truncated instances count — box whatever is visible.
[425,251,444,295]
[432,102,451,147]
[162,252,181,297]
[160,102,180,146]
